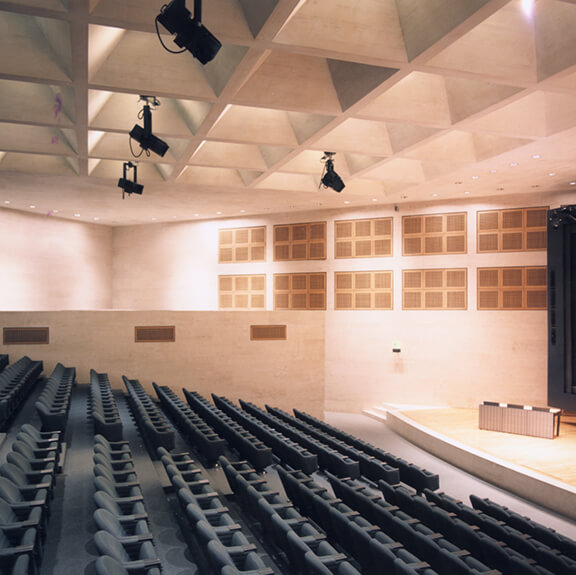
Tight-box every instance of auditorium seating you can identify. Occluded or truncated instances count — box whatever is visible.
[183,390,273,470]
[34,363,75,432]
[89,370,123,442]
[218,397,357,478]
[0,357,43,431]
[158,447,278,574]
[211,395,319,474]
[219,455,362,575]
[122,377,174,451]
[292,407,439,492]
[152,382,226,465]
[92,437,164,573]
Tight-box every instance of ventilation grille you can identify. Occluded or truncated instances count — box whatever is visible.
[219,226,266,263]
[274,222,326,261]
[3,327,49,345]
[477,266,547,310]
[335,217,393,258]
[402,269,467,310]
[134,326,176,343]
[477,207,548,253]
[250,325,287,341]
[403,212,467,256]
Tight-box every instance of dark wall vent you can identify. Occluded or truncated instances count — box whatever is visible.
[3,327,50,345]
[135,326,176,343]
[250,325,287,341]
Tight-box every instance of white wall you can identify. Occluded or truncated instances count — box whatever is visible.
[0,208,113,310]
[1,191,571,412]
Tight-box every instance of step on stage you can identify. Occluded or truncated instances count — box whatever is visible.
[365,405,576,522]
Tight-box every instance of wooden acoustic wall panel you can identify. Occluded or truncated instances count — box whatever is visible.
[274,272,326,310]
[477,207,548,252]
[403,269,467,310]
[335,271,393,310]
[274,222,326,261]
[219,275,266,310]
[403,212,467,256]
[134,326,176,343]
[334,217,393,258]
[477,266,547,310]
[218,226,266,263]
[250,325,287,341]
[3,327,49,345]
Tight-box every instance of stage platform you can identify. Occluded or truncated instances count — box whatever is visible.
[364,405,576,521]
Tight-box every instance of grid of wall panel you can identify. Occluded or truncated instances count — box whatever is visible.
[219,275,266,310]
[274,222,326,261]
[477,267,547,310]
[334,271,393,310]
[403,269,467,310]
[218,226,266,263]
[334,217,393,258]
[403,212,467,256]
[274,273,326,310]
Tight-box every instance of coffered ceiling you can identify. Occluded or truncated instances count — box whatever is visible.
[1,0,576,225]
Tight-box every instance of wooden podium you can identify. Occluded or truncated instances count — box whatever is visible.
[479,401,561,439]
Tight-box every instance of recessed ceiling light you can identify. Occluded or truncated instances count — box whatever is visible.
[52,209,59,213]
[4,200,10,205]
[570,181,576,186]
[172,215,177,218]
[464,191,471,195]
[371,198,378,202]
[343,200,351,205]
[532,154,541,159]
[240,209,246,213]
[93,217,100,221]
[74,213,80,217]
[490,169,497,173]
[194,213,199,217]
[216,211,222,215]
[472,175,479,180]
[432,193,438,197]
[549,172,556,177]
[29,205,36,209]
[510,162,518,167]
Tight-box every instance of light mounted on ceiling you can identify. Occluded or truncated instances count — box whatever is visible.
[320,152,345,193]
[129,96,169,158]
[118,161,144,199]
[156,0,221,65]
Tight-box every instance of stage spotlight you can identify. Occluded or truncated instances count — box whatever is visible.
[130,96,169,158]
[118,162,144,199]
[156,0,222,65]
[320,152,345,193]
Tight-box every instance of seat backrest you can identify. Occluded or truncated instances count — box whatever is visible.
[0,476,21,503]
[93,508,126,538]
[0,498,17,522]
[94,491,122,516]
[94,531,129,563]
[94,554,130,575]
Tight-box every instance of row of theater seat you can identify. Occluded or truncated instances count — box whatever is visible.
[157,446,276,575]
[211,395,319,474]
[0,356,43,431]
[152,382,226,465]
[0,424,63,575]
[122,377,174,451]
[92,435,163,575]
[35,363,76,432]
[329,473,500,575]
[293,407,440,492]
[183,389,273,471]
[90,370,123,442]
[277,465,441,575]
[470,495,576,561]
[219,455,361,575]
[218,396,358,479]
[417,488,576,575]
[263,404,401,485]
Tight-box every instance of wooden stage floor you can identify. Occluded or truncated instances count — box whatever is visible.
[398,407,576,489]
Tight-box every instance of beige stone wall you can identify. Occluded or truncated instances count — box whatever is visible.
[0,310,326,418]
[0,209,113,310]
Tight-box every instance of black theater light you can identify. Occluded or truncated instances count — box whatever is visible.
[156,0,221,65]
[129,96,169,158]
[320,152,345,193]
[118,162,144,199]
